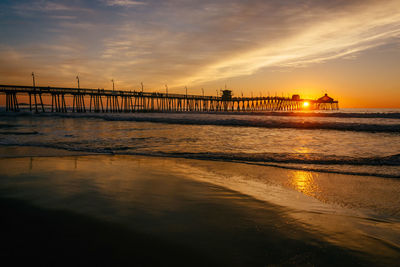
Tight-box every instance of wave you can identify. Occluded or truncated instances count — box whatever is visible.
[2,112,399,133]
[151,152,400,167]
[207,111,400,119]
[100,117,400,133]
[0,131,40,135]
[262,111,400,119]
[110,151,400,179]
[1,142,399,178]
[2,107,400,119]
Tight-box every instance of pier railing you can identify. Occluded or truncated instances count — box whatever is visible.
[0,84,339,112]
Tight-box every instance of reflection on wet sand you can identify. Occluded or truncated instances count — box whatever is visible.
[290,170,320,197]
[169,157,400,263]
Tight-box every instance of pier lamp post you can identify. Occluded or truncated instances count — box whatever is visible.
[31,72,36,89]
[202,88,204,97]
[111,79,115,91]
[76,76,80,89]
[185,86,188,97]
[165,84,168,95]
[141,82,144,92]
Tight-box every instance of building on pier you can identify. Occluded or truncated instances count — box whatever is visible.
[315,93,339,110]
[221,90,233,101]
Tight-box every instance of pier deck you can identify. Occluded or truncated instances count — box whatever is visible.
[0,85,339,112]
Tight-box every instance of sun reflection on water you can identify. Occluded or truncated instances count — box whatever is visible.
[290,170,320,197]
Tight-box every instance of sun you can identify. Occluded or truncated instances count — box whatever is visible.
[303,101,310,108]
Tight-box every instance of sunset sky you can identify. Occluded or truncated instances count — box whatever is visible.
[0,0,399,107]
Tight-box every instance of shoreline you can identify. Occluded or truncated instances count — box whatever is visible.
[1,144,399,179]
[0,145,100,158]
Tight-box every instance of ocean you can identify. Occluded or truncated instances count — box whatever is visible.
[0,108,399,265]
[1,108,399,178]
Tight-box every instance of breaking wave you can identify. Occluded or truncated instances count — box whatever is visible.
[1,141,399,178]
[1,112,399,133]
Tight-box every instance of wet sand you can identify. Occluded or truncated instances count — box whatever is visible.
[0,148,399,266]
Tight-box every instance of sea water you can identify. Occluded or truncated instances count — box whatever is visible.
[1,108,399,178]
[0,108,399,264]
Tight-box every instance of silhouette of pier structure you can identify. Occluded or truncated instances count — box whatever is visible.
[1,85,339,113]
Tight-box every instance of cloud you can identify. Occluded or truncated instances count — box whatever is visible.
[12,1,92,16]
[49,15,77,20]
[2,0,400,91]
[175,0,400,86]
[105,0,147,7]
[40,2,74,11]
[93,0,400,88]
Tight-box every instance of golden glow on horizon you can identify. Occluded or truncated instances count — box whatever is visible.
[303,101,310,108]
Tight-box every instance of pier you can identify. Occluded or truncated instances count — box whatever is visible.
[0,85,339,113]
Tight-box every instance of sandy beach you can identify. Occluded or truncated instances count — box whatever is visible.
[1,147,399,266]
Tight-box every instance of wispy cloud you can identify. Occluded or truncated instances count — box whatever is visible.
[13,1,92,16]
[1,0,400,93]
[49,15,77,20]
[39,2,74,11]
[176,0,400,86]
[105,0,147,7]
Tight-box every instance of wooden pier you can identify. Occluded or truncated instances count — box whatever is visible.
[0,85,339,113]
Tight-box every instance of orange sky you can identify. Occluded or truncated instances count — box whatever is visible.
[0,0,399,108]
